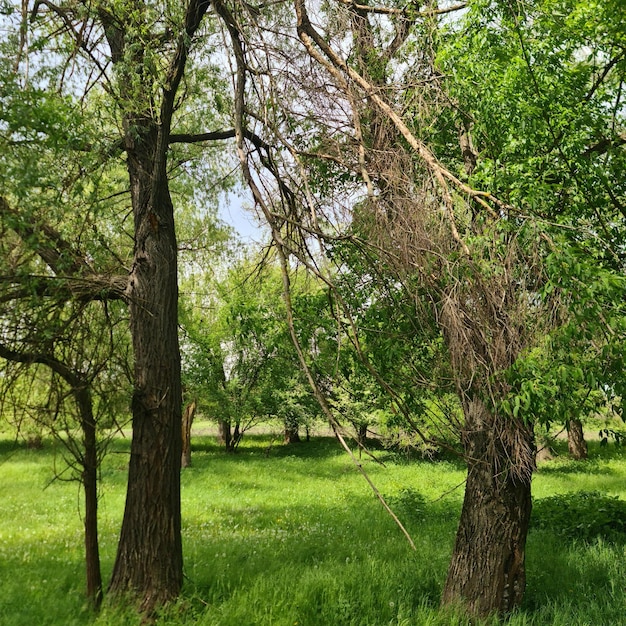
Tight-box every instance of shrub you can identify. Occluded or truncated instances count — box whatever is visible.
[532,491,626,542]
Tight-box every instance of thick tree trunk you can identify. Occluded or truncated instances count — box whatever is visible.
[442,399,535,616]
[567,418,588,460]
[181,400,197,468]
[96,1,210,611]
[77,387,102,608]
[108,123,183,610]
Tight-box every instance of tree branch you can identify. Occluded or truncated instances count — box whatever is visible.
[0,341,81,387]
[31,0,112,84]
[585,50,626,103]
[169,127,271,149]
[332,0,467,18]
[294,0,480,252]
[0,197,128,302]
[1,196,89,275]
[153,0,213,183]
[0,274,128,304]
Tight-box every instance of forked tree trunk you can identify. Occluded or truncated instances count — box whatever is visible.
[567,418,587,460]
[442,399,535,616]
[181,401,197,468]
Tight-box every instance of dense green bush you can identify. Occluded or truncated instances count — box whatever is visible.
[532,491,626,542]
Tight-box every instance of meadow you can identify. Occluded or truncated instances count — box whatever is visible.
[1,424,626,626]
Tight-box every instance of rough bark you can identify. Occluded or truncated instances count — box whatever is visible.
[442,399,535,616]
[104,0,211,599]
[181,400,197,468]
[107,119,184,609]
[567,418,588,460]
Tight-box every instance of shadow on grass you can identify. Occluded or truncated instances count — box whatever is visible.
[525,530,626,614]
[0,436,49,457]
[6,429,626,625]
[536,443,626,476]
[191,433,362,459]
[536,459,621,477]
[190,433,466,471]
[186,439,468,494]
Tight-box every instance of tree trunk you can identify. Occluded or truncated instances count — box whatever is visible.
[442,399,535,616]
[232,421,242,448]
[76,387,102,608]
[181,400,197,468]
[357,423,367,446]
[567,418,587,460]
[108,121,183,610]
[0,345,105,606]
[218,419,232,450]
[284,419,301,444]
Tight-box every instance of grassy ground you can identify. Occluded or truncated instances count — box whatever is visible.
[1,424,626,625]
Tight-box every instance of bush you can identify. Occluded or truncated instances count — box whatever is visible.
[532,491,626,542]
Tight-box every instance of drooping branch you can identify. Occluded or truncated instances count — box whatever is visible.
[215,0,419,547]
[294,0,500,250]
[274,234,417,551]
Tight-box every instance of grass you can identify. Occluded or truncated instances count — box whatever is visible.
[1,425,626,625]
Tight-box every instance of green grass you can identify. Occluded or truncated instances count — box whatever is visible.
[1,427,626,625]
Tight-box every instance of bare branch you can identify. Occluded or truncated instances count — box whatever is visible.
[275,240,418,551]
[331,0,467,18]
[0,342,81,387]
[585,50,626,103]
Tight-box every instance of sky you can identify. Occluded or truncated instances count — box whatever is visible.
[219,189,269,245]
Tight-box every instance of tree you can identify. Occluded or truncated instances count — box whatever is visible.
[0,196,130,607]
[438,0,626,462]
[3,0,237,608]
[0,59,130,605]
[0,312,129,608]
[211,0,625,615]
[96,3,208,605]
[181,255,323,451]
